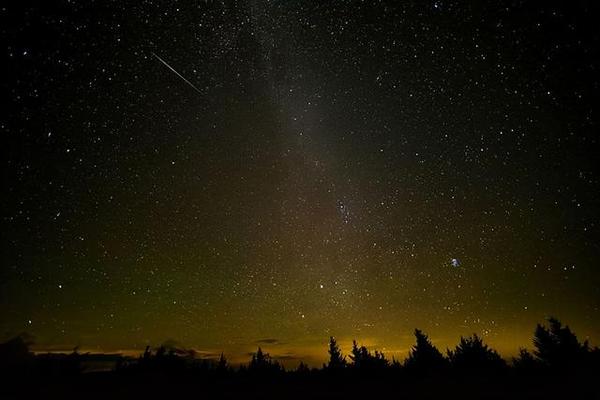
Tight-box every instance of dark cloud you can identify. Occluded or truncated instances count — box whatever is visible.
[255,338,281,345]
[272,353,301,361]
[193,351,222,360]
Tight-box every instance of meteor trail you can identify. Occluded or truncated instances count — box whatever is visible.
[151,52,203,94]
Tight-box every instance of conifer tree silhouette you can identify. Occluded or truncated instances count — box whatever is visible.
[447,334,505,370]
[296,361,310,375]
[404,329,448,372]
[326,336,346,370]
[142,345,152,361]
[349,340,388,370]
[217,352,228,372]
[248,347,283,374]
[512,348,538,370]
[250,347,268,370]
[533,317,589,368]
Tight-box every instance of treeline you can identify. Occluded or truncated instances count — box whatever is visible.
[115,317,600,377]
[1,317,599,379]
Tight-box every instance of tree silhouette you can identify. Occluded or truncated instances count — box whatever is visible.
[142,345,152,361]
[0,333,34,375]
[248,347,283,374]
[390,357,402,369]
[447,334,505,370]
[250,347,268,369]
[404,329,448,373]
[589,346,600,370]
[0,334,33,363]
[533,317,589,369]
[512,348,538,370]
[349,340,388,370]
[326,336,346,370]
[296,361,310,375]
[2,317,598,399]
[217,352,228,371]
[155,345,167,359]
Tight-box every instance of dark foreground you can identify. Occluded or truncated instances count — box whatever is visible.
[2,318,599,399]
[2,370,599,400]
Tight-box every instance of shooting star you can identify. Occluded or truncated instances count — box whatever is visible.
[151,52,203,94]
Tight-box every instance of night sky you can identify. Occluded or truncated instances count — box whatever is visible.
[2,1,599,366]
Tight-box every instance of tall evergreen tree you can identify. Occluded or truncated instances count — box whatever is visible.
[326,336,346,370]
[404,329,447,372]
[216,352,228,371]
[248,347,283,374]
[349,340,388,370]
[447,334,505,370]
[250,347,269,370]
[512,348,538,370]
[533,317,589,368]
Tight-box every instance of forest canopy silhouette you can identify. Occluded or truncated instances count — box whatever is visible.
[1,317,599,399]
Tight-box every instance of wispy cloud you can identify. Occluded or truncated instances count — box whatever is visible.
[272,352,300,361]
[255,338,282,345]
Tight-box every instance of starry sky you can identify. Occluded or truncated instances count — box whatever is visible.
[2,1,599,366]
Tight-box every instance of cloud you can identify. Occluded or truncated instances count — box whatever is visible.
[272,352,300,361]
[192,350,222,360]
[255,338,282,345]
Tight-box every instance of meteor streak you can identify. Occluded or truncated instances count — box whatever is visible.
[151,52,203,94]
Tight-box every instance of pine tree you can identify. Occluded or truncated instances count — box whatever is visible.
[217,352,228,371]
[296,361,310,374]
[533,317,588,368]
[513,348,538,370]
[250,347,268,370]
[447,334,505,370]
[326,336,346,370]
[404,329,447,372]
[349,340,388,370]
[248,347,283,374]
